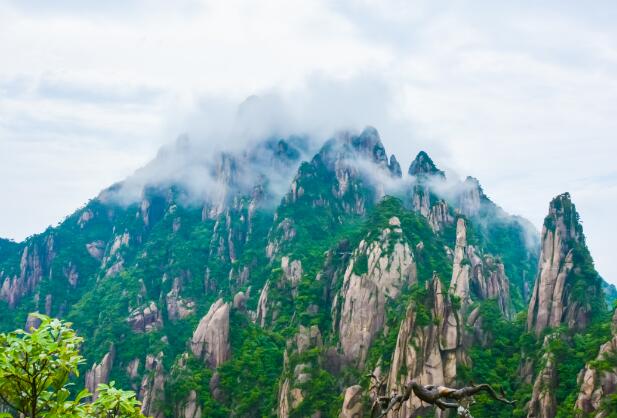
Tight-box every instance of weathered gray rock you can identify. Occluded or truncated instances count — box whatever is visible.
[128,301,163,332]
[449,219,472,306]
[281,256,303,297]
[340,385,363,418]
[25,313,42,331]
[574,309,617,417]
[63,262,79,287]
[527,193,602,336]
[255,280,270,327]
[457,177,483,217]
[180,390,202,418]
[233,290,247,310]
[408,151,445,178]
[388,155,402,178]
[427,200,453,232]
[126,358,140,380]
[166,278,195,321]
[527,336,558,418]
[385,275,465,417]
[449,218,512,318]
[277,325,324,418]
[338,219,417,366]
[0,236,55,308]
[108,232,130,258]
[85,346,115,400]
[85,240,105,260]
[266,218,296,260]
[77,209,94,228]
[139,353,165,418]
[191,298,230,368]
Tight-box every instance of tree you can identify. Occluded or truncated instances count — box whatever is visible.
[368,375,515,418]
[0,314,144,418]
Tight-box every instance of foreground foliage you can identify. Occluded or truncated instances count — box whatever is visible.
[0,314,143,418]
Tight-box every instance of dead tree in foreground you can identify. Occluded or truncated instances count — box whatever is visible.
[369,375,515,418]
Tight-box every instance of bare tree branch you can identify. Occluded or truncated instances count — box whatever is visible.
[369,376,515,418]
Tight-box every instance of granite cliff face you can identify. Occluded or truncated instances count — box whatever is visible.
[449,218,512,317]
[190,298,231,368]
[408,152,447,225]
[527,335,559,418]
[0,236,55,308]
[336,216,417,366]
[139,353,166,418]
[85,346,115,400]
[383,275,466,417]
[522,193,608,418]
[527,193,604,336]
[277,325,324,418]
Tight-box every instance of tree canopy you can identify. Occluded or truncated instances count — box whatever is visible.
[0,314,143,418]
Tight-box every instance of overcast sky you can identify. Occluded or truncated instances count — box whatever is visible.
[1,0,616,284]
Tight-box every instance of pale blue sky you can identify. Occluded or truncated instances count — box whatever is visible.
[0,0,616,283]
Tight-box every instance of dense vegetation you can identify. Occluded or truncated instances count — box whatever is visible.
[1,135,615,418]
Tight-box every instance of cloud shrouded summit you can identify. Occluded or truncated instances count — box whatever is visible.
[0,0,616,282]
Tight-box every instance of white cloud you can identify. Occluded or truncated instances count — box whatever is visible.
[0,0,616,283]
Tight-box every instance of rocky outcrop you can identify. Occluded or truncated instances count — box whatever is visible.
[85,240,105,260]
[337,217,417,366]
[25,313,42,331]
[266,218,297,261]
[85,346,115,400]
[384,275,465,417]
[190,298,230,368]
[233,290,247,310]
[407,152,453,233]
[281,256,303,297]
[77,209,94,228]
[101,232,130,277]
[166,278,195,321]
[139,353,165,418]
[126,358,140,381]
[527,336,558,418]
[574,309,617,417]
[427,200,453,232]
[449,218,512,317]
[128,301,163,332]
[276,128,400,243]
[277,325,324,418]
[63,262,79,287]
[0,236,55,308]
[255,280,270,327]
[180,390,202,418]
[450,219,472,306]
[527,193,603,336]
[388,155,402,177]
[457,177,484,218]
[340,385,363,418]
[108,232,130,258]
[408,151,445,179]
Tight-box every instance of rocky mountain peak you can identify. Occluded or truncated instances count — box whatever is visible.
[316,127,395,173]
[527,193,603,336]
[388,154,402,177]
[457,176,486,217]
[544,192,581,242]
[408,150,445,178]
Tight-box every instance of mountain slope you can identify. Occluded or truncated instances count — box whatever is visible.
[0,127,614,418]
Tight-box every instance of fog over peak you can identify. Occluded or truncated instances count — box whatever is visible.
[1,0,616,283]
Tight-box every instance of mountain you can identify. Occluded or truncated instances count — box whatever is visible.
[0,127,614,418]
